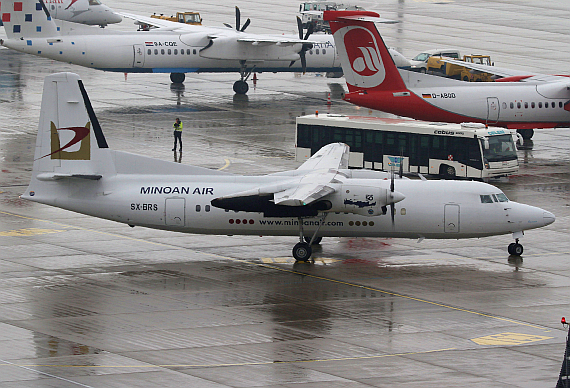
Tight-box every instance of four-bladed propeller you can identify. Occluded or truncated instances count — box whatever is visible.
[289,17,314,73]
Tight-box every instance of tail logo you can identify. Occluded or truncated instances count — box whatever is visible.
[37,122,91,160]
[335,25,386,87]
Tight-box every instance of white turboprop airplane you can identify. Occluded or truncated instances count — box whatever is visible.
[41,0,121,26]
[22,72,555,261]
[0,0,409,94]
[323,10,570,140]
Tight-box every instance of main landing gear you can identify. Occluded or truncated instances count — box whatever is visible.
[170,73,186,84]
[292,214,326,262]
[233,60,256,95]
[508,238,524,256]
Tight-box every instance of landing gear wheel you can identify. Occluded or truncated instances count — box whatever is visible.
[304,236,322,245]
[508,242,523,256]
[518,128,534,140]
[170,73,185,84]
[233,80,249,95]
[293,242,312,262]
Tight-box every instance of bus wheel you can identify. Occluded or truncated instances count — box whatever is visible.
[463,76,469,82]
[440,165,456,178]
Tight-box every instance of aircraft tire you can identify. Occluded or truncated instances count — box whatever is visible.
[293,242,312,262]
[304,236,323,245]
[170,73,186,84]
[518,128,534,140]
[508,242,523,256]
[233,80,249,95]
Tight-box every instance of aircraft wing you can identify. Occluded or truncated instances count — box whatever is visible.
[236,36,316,46]
[119,12,192,31]
[213,143,349,207]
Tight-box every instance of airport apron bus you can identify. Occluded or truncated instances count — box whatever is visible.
[295,114,519,179]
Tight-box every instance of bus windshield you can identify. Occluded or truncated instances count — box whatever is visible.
[482,134,517,162]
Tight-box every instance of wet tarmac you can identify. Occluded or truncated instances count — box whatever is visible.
[0,0,570,387]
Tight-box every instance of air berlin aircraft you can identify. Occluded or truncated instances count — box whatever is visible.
[324,10,570,139]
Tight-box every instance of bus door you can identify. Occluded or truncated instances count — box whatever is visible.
[486,97,499,124]
[444,204,460,233]
[133,44,145,67]
[165,198,185,226]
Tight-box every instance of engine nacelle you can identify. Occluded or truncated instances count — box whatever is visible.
[325,185,389,216]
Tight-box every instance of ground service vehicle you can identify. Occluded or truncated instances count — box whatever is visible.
[295,114,519,179]
[150,11,202,25]
[299,1,364,33]
[409,49,461,73]
[428,55,495,82]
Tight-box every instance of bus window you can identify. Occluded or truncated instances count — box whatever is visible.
[482,134,517,162]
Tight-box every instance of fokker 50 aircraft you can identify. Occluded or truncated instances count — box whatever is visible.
[41,0,121,26]
[0,0,409,94]
[22,72,555,261]
[324,10,570,139]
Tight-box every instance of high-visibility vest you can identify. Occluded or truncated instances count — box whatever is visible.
[173,121,183,131]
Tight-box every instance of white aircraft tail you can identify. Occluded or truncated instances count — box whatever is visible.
[23,72,232,205]
[323,11,407,93]
[31,72,112,179]
[1,0,60,39]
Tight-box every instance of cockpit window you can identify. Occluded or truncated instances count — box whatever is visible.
[89,0,102,5]
[495,193,509,202]
[480,195,494,203]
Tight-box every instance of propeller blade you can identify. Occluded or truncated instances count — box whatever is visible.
[398,157,403,178]
[390,203,395,227]
[304,22,314,40]
[296,16,303,40]
[300,52,307,74]
[390,170,394,193]
[223,23,232,29]
[235,6,241,31]
[240,18,250,32]
[289,60,296,68]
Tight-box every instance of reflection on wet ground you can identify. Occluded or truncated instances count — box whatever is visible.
[1,0,570,386]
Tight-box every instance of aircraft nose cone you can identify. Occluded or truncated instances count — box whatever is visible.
[390,190,405,204]
[108,13,122,23]
[543,210,555,226]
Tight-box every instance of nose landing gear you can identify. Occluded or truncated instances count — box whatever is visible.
[508,238,523,256]
[233,61,256,95]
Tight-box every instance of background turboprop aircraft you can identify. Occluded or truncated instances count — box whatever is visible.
[0,0,409,94]
[40,0,121,26]
[324,10,570,139]
[22,72,554,261]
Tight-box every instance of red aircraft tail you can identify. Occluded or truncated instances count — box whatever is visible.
[324,11,407,94]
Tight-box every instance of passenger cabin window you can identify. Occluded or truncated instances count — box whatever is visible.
[531,102,535,108]
[517,102,521,109]
[196,205,201,212]
[560,102,563,108]
[322,49,326,55]
[510,102,514,109]
[316,49,319,55]
[193,49,197,55]
[539,102,542,108]
[205,205,211,212]
[480,195,494,203]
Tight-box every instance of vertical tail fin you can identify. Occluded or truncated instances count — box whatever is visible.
[1,0,60,39]
[31,72,111,179]
[324,11,407,93]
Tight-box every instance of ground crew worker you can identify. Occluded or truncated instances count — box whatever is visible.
[172,118,182,151]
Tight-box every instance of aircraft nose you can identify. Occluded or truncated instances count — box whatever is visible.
[543,210,555,226]
[108,12,122,24]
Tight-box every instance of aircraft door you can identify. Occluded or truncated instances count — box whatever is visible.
[165,198,185,226]
[486,97,500,124]
[444,204,460,233]
[133,44,145,67]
